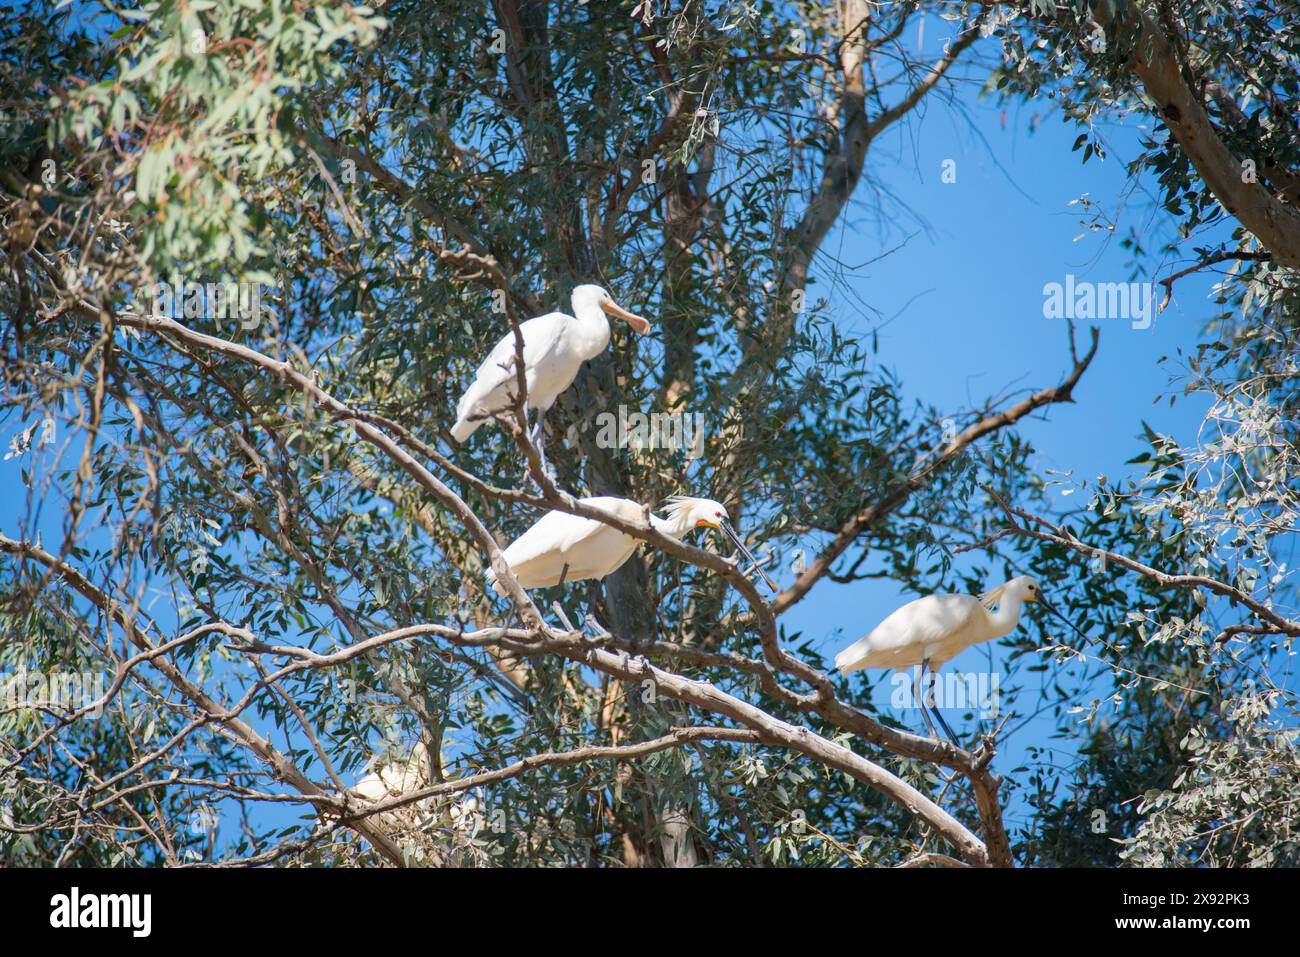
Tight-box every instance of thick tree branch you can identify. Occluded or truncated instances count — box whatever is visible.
[1091,0,1300,268]
[984,489,1300,638]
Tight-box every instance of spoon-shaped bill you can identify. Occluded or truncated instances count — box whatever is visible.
[1038,596,1088,642]
[601,299,651,335]
[720,519,778,593]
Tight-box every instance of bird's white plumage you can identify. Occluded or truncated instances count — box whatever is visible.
[351,741,430,803]
[319,743,486,862]
[487,495,732,594]
[835,594,988,672]
[451,285,648,443]
[492,496,644,590]
[835,576,1041,674]
[452,312,577,442]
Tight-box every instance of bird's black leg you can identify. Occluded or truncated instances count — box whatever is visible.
[526,411,556,483]
[914,663,939,739]
[581,581,610,642]
[924,659,960,743]
[583,612,610,642]
[934,707,959,743]
[515,409,546,489]
[549,564,576,632]
[527,411,543,451]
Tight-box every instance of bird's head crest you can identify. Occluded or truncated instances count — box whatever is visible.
[977,582,1009,611]
[661,495,728,528]
[662,494,709,515]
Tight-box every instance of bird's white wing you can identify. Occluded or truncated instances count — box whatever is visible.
[490,497,644,591]
[455,313,569,428]
[502,512,600,568]
[835,594,983,673]
[351,769,387,802]
[501,496,634,568]
[474,312,568,380]
[579,496,645,526]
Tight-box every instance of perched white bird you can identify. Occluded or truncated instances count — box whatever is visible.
[326,743,486,864]
[451,284,650,471]
[835,575,1076,740]
[312,742,433,842]
[351,741,431,805]
[487,495,775,595]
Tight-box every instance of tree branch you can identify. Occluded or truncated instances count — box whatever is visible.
[1091,0,1300,268]
[772,326,1100,617]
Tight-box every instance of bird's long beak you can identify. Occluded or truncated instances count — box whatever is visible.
[601,299,651,335]
[719,519,778,593]
[1037,595,1089,643]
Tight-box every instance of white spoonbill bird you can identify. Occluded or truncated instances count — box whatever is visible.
[351,741,430,805]
[326,743,486,864]
[451,284,651,471]
[313,742,433,839]
[834,575,1082,741]
[487,495,776,596]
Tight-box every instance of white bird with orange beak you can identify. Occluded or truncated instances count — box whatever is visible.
[487,495,777,596]
[451,284,650,473]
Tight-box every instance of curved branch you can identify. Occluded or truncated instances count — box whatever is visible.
[0,534,413,867]
[772,326,1100,616]
[1090,0,1300,268]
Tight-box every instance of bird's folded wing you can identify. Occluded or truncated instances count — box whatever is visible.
[835,594,981,669]
[913,595,983,642]
[475,313,568,379]
[551,497,643,551]
[457,315,570,426]
[504,511,596,566]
